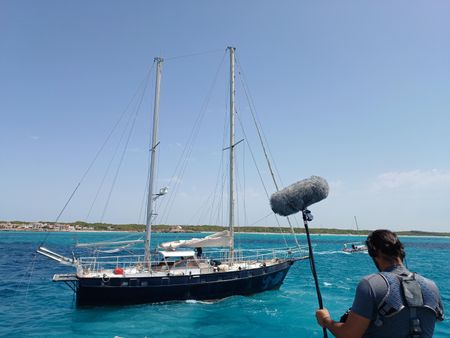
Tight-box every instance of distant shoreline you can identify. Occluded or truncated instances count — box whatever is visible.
[2,220,450,237]
[1,228,449,238]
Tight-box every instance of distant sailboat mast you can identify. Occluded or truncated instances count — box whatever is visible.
[145,57,164,267]
[354,216,359,231]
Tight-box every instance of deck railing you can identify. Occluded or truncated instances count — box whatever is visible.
[76,247,307,274]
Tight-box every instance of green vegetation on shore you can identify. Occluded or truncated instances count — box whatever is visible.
[3,220,450,237]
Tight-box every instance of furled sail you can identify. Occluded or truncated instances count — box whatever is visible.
[160,230,231,251]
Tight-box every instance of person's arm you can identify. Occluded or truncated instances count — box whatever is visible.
[316,308,370,338]
[316,277,377,337]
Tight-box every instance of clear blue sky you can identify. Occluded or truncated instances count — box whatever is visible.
[1,1,450,232]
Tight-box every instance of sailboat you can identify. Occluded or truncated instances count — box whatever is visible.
[37,47,306,305]
[342,216,368,253]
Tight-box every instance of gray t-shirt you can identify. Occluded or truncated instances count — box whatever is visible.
[351,265,443,338]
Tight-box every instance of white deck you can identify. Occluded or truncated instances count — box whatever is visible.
[77,258,290,279]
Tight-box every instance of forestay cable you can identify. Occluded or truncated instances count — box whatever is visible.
[235,58,301,248]
[234,110,288,247]
[54,62,156,224]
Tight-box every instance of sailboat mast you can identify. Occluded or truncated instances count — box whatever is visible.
[145,57,164,267]
[228,47,236,262]
[354,216,359,231]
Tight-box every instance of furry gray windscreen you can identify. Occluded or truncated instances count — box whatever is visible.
[270,176,329,216]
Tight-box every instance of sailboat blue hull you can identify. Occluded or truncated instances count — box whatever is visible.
[76,260,294,305]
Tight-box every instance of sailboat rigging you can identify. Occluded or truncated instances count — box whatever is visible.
[37,47,307,305]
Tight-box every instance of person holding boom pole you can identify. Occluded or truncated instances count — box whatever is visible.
[270,177,444,338]
[315,229,444,338]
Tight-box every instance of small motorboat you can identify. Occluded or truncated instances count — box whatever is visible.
[343,242,368,253]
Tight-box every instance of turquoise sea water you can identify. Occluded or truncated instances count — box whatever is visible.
[0,232,448,337]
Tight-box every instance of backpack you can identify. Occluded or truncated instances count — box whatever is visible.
[375,271,444,338]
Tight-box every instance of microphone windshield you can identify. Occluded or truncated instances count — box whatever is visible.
[270,176,329,216]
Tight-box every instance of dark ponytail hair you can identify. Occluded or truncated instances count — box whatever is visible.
[366,229,405,262]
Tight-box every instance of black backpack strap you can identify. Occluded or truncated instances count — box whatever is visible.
[398,273,424,338]
[409,307,423,338]
[402,273,424,307]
